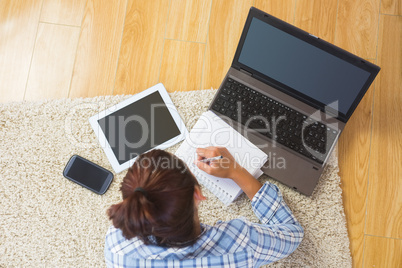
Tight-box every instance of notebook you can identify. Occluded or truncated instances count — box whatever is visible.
[175,110,267,205]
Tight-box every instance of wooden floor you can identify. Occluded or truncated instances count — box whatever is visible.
[1,0,401,267]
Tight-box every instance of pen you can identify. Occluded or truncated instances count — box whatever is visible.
[199,155,223,163]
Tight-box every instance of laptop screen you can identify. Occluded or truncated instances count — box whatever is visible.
[234,9,380,122]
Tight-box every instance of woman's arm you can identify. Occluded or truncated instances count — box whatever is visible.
[196,146,304,266]
[248,183,304,266]
[195,146,262,200]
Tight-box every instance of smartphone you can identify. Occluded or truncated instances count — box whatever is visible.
[63,155,113,195]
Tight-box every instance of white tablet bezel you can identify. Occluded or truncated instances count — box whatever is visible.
[89,83,188,173]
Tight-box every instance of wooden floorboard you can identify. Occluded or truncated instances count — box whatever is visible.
[335,0,380,59]
[40,0,86,26]
[366,14,402,239]
[254,0,296,24]
[165,0,212,43]
[113,0,170,95]
[1,0,401,265]
[294,0,338,43]
[0,0,43,102]
[69,0,127,98]
[338,80,374,268]
[201,0,253,89]
[364,236,402,267]
[381,0,402,15]
[25,23,80,101]
[159,40,205,92]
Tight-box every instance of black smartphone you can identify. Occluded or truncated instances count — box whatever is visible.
[63,155,113,195]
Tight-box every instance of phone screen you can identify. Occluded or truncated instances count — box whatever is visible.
[64,156,113,193]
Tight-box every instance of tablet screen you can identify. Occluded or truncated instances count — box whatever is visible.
[98,91,181,165]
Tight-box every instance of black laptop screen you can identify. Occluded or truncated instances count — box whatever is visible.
[238,17,371,118]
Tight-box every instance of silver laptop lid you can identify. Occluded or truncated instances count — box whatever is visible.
[232,7,380,123]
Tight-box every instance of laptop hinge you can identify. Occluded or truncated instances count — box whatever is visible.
[240,68,252,76]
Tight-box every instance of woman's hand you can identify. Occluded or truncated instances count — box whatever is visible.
[195,146,263,200]
[195,147,238,179]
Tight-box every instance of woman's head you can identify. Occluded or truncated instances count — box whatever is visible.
[107,149,202,247]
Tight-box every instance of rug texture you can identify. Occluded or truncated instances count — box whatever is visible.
[0,89,352,267]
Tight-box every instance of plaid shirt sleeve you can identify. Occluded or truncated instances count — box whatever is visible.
[248,182,304,267]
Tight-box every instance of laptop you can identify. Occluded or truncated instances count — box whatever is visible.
[208,7,380,196]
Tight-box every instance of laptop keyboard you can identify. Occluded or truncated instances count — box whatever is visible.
[211,78,339,164]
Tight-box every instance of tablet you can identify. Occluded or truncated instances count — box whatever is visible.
[89,83,188,173]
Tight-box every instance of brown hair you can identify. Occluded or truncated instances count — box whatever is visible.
[107,149,199,247]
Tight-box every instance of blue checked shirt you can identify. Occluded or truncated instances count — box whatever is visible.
[105,182,304,267]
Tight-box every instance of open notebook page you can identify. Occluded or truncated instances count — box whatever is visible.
[175,111,267,205]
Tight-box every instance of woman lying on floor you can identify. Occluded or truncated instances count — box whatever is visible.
[105,146,303,267]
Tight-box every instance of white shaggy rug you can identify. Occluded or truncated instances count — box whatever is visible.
[0,89,352,267]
